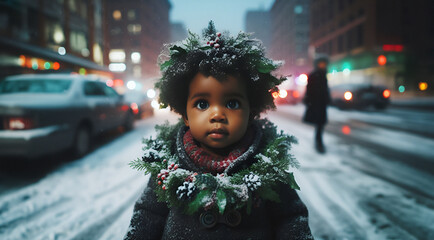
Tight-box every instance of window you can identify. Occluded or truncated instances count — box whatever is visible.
[127,24,141,34]
[0,80,72,94]
[84,82,105,96]
[110,27,122,35]
[113,10,121,20]
[127,10,137,20]
[70,31,87,52]
[109,49,126,62]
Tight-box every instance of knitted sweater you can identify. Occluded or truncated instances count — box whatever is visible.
[124,120,313,240]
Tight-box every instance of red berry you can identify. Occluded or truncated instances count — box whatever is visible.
[217,32,221,37]
[161,176,165,180]
[168,165,172,170]
[158,181,162,185]
[162,185,166,190]
[174,165,178,170]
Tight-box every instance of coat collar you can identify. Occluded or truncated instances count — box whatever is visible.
[176,122,262,175]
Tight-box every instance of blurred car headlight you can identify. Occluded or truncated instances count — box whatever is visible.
[279,89,288,98]
[130,103,139,114]
[383,89,391,98]
[344,91,353,101]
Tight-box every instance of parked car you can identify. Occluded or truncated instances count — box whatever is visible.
[0,73,135,159]
[123,90,154,119]
[272,88,303,105]
[330,83,391,110]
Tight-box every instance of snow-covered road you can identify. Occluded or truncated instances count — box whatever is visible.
[0,106,433,240]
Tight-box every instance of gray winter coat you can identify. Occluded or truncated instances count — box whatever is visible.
[124,123,313,240]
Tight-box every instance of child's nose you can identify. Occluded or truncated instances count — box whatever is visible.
[210,107,227,123]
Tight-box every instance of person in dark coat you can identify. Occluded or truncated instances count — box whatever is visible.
[303,56,331,153]
[125,22,313,240]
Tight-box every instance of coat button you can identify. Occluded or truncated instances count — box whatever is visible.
[200,211,217,228]
[224,210,242,227]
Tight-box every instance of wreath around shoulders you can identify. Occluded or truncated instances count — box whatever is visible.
[130,120,300,215]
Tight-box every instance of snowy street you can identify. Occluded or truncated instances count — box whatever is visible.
[0,106,433,240]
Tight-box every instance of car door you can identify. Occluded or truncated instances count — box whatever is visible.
[99,82,125,128]
[83,81,111,132]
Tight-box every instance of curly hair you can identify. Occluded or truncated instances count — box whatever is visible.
[156,27,284,118]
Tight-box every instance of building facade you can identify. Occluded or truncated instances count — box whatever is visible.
[0,0,109,78]
[310,0,434,94]
[104,0,171,89]
[245,10,271,50]
[269,0,310,79]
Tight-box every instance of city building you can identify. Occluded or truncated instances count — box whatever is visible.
[245,10,271,50]
[170,22,188,42]
[104,0,171,89]
[269,0,310,80]
[310,0,434,94]
[0,0,109,78]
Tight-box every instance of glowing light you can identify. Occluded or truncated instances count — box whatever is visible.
[131,52,141,63]
[79,68,86,75]
[113,79,124,87]
[342,125,351,135]
[130,103,139,114]
[127,81,136,90]
[296,74,308,86]
[113,10,122,20]
[398,85,405,93]
[53,62,60,70]
[419,82,428,91]
[377,55,387,66]
[272,91,279,99]
[383,89,391,98]
[279,89,288,98]
[147,89,156,98]
[58,47,66,55]
[32,63,38,70]
[293,91,300,98]
[106,79,114,87]
[109,49,126,62]
[343,68,351,76]
[344,91,353,101]
[44,62,51,69]
[383,44,404,52]
[151,99,160,109]
[109,63,126,72]
[19,55,26,66]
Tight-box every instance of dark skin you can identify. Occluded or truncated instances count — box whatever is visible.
[183,73,251,157]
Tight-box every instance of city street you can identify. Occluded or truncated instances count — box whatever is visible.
[0,105,433,240]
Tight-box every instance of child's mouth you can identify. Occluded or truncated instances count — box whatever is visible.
[208,128,228,139]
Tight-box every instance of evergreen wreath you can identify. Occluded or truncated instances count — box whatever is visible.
[155,21,286,115]
[130,120,300,215]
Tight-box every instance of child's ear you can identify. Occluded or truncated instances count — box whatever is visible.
[182,114,189,127]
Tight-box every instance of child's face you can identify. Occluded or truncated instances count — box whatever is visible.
[183,73,250,155]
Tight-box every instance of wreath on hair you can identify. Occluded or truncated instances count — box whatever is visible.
[156,21,286,109]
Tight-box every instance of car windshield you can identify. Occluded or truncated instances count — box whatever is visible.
[0,79,72,94]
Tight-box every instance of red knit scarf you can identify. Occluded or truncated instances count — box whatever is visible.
[183,128,254,174]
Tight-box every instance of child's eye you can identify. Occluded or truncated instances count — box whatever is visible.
[195,100,209,110]
[226,100,240,109]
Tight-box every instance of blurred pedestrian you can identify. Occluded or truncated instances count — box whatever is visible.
[303,56,331,153]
